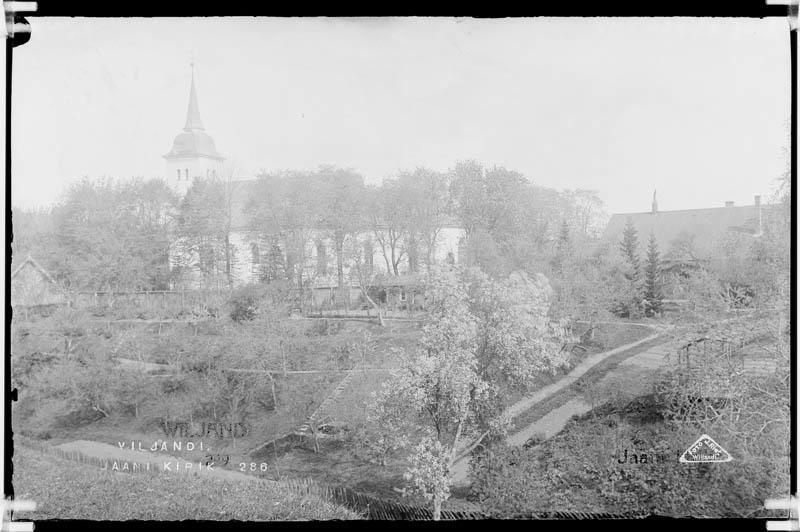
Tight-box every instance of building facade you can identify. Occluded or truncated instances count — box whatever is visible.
[165,70,465,291]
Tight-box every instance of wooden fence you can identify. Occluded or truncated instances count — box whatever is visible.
[67,289,230,317]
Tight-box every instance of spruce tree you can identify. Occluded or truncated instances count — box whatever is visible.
[261,241,285,283]
[643,231,663,317]
[618,217,642,317]
[619,217,641,281]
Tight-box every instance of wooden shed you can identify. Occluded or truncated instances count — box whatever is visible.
[11,255,66,315]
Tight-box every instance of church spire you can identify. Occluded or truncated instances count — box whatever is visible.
[183,62,205,131]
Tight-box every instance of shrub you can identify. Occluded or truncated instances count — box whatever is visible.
[229,287,260,323]
[471,391,789,518]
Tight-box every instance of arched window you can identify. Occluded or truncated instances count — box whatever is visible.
[184,168,189,180]
[316,240,328,275]
[251,243,260,264]
[176,169,181,181]
[446,251,455,265]
[206,169,210,178]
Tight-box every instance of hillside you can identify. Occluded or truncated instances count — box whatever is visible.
[12,443,360,521]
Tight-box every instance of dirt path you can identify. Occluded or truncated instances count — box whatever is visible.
[505,340,677,446]
[451,329,673,485]
[504,331,662,420]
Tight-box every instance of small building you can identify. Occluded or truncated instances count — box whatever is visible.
[11,255,66,316]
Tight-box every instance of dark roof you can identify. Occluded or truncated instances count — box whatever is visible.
[602,202,777,259]
[164,71,224,161]
[164,130,224,161]
[184,72,204,131]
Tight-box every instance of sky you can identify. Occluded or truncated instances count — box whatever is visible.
[11,17,791,214]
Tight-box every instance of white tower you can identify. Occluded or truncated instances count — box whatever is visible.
[164,64,225,196]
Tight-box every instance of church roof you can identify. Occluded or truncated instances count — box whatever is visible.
[164,130,224,160]
[184,73,204,131]
[164,67,224,161]
[602,200,775,260]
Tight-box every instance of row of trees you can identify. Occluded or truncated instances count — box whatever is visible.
[618,220,664,318]
[12,161,607,294]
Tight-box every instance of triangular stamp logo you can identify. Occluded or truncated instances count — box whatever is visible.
[679,434,732,463]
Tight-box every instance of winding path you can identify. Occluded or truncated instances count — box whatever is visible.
[451,326,675,485]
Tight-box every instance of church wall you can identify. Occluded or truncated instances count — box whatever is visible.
[165,157,223,196]
[434,226,466,265]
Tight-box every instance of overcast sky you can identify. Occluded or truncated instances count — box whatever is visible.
[11,17,790,214]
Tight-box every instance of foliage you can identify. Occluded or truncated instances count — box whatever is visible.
[229,286,260,322]
[551,241,628,327]
[619,217,641,277]
[174,175,238,288]
[643,231,664,317]
[472,390,789,518]
[28,177,176,291]
[370,266,571,518]
[615,217,644,318]
[402,438,452,515]
[473,317,790,518]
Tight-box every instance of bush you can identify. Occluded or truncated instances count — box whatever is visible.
[229,287,260,322]
[471,391,790,518]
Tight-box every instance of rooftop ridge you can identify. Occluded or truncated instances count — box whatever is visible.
[611,204,772,217]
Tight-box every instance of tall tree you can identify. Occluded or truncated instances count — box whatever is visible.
[619,217,641,280]
[314,166,367,300]
[49,177,176,291]
[396,168,451,272]
[175,167,238,288]
[246,170,318,291]
[643,231,663,317]
[617,217,643,317]
[369,180,410,276]
[371,267,571,519]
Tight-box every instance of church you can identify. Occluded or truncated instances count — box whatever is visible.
[163,68,466,300]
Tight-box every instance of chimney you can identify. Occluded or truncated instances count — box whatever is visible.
[651,190,658,214]
[725,201,734,207]
[754,195,762,235]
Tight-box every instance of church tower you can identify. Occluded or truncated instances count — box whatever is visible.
[164,64,225,196]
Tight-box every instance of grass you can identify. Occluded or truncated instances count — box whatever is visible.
[254,435,480,513]
[503,322,657,408]
[14,312,664,515]
[508,334,667,434]
[471,392,791,518]
[11,443,360,521]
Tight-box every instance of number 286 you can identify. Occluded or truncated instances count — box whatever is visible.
[239,462,269,472]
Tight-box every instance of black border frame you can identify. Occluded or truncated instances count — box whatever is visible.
[4,1,796,530]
